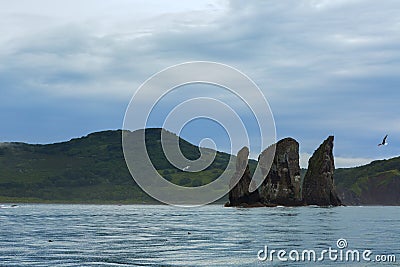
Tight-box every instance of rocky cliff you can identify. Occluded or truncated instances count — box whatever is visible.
[302,136,342,206]
[227,147,261,207]
[227,136,343,207]
[258,138,302,206]
[335,157,400,205]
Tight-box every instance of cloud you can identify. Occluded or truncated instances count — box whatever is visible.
[334,156,375,169]
[300,152,374,168]
[1,0,400,165]
[3,0,400,102]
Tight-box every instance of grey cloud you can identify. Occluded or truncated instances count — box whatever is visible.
[1,0,400,162]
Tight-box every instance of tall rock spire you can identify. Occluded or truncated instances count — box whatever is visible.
[302,136,342,206]
[227,147,261,206]
[258,138,302,206]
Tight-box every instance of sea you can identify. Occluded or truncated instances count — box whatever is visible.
[0,204,398,266]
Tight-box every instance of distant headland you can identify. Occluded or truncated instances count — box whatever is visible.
[0,128,399,205]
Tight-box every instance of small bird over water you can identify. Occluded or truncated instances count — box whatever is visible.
[378,135,388,146]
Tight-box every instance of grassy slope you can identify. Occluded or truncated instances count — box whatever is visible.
[0,129,256,203]
[334,157,400,205]
[1,129,399,205]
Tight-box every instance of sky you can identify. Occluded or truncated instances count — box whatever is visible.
[1,0,400,167]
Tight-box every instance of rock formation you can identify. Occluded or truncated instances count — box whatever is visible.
[337,175,400,206]
[258,138,302,206]
[302,136,342,206]
[227,147,261,207]
[226,136,343,208]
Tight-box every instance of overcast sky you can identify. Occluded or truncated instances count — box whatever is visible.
[1,0,400,167]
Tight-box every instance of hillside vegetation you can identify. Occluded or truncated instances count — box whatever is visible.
[0,129,256,203]
[1,129,398,205]
[335,157,400,205]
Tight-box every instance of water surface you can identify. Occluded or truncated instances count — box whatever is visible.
[0,205,398,266]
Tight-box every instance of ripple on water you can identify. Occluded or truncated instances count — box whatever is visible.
[0,205,398,266]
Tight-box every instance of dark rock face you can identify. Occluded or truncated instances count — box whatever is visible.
[337,176,400,206]
[227,136,343,207]
[258,138,302,206]
[337,188,361,206]
[227,147,260,206]
[302,136,342,206]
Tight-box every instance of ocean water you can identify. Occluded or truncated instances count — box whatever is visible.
[0,204,398,266]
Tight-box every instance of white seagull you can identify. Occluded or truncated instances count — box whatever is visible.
[183,166,190,171]
[378,135,388,146]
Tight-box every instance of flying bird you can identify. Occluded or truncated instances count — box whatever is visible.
[183,166,190,171]
[378,135,388,146]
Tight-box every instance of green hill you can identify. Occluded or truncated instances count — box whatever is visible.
[1,129,399,205]
[0,129,256,204]
[335,157,400,205]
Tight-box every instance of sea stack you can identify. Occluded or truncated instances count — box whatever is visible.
[302,136,342,206]
[258,138,302,206]
[227,147,261,207]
